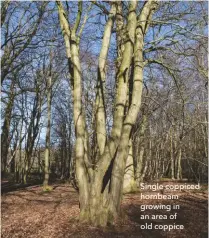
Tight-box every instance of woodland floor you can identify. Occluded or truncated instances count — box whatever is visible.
[1,180,208,238]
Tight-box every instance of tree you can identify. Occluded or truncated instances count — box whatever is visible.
[1,1,47,175]
[56,0,159,226]
[43,52,53,188]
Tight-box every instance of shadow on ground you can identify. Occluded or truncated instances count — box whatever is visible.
[1,183,208,238]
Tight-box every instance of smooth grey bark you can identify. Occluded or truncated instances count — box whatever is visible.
[135,115,147,185]
[95,4,116,155]
[57,0,158,226]
[123,140,137,193]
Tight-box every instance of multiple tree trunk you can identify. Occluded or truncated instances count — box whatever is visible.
[57,0,159,226]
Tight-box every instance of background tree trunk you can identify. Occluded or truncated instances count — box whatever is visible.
[43,58,52,188]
